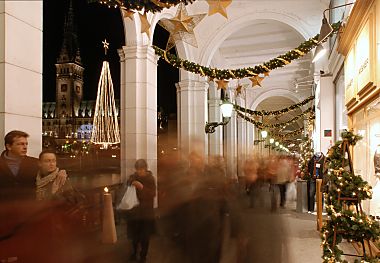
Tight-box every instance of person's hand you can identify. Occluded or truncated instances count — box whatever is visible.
[132,180,143,190]
[52,169,67,194]
[57,169,67,184]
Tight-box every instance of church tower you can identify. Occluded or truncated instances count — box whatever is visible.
[55,0,84,138]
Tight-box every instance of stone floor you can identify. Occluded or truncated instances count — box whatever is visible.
[84,200,358,263]
[0,196,360,263]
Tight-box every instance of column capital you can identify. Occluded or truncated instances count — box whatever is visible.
[176,80,209,92]
[120,45,158,65]
[117,48,125,61]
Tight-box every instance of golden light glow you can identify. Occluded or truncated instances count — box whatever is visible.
[91,60,121,148]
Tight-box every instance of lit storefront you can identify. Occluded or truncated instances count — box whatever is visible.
[339,0,380,214]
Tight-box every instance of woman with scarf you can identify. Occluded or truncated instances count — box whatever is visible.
[36,150,70,201]
[32,150,84,262]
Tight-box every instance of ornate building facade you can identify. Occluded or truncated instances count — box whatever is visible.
[42,2,119,146]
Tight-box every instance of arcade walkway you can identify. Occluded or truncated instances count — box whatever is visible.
[0,174,357,263]
[72,201,356,263]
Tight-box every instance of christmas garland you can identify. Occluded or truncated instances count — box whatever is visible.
[153,22,341,80]
[235,106,315,130]
[272,126,304,140]
[322,131,380,262]
[234,96,314,117]
[88,0,195,13]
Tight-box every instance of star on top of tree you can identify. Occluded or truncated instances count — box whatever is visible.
[102,39,109,55]
[159,3,206,50]
[206,0,233,19]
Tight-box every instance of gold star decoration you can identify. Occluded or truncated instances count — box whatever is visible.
[263,71,270,77]
[139,13,151,38]
[121,7,134,20]
[206,0,232,19]
[102,39,109,55]
[249,76,265,88]
[235,84,243,96]
[216,79,229,90]
[159,3,206,50]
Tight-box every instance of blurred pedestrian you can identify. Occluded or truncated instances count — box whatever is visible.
[126,159,156,263]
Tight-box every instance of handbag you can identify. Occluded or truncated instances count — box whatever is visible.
[117,185,140,210]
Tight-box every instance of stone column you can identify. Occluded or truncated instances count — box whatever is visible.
[236,97,247,177]
[319,76,335,155]
[119,45,158,181]
[207,81,223,156]
[0,1,42,157]
[177,80,208,158]
[225,112,237,179]
[118,48,126,180]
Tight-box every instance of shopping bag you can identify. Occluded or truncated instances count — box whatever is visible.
[117,185,139,210]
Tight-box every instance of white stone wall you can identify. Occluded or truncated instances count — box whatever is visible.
[0,1,42,157]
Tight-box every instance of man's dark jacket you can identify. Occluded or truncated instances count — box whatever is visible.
[0,151,39,200]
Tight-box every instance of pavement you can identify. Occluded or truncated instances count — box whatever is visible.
[0,174,360,263]
[74,200,357,263]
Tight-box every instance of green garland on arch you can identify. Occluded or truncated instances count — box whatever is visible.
[153,22,341,80]
[236,106,315,130]
[88,0,195,13]
[234,96,314,117]
[272,127,305,140]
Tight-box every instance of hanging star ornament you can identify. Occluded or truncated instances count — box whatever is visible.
[206,0,232,19]
[235,84,243,96]
[159,3,206,50]
[121,7,134,20]
[139,13,151,38]
[215,79,229,90]
[249,75,265,88]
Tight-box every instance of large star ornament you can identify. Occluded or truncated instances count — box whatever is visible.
[159,3,206,50]
[139,13,151,38]
[206,0,233,19]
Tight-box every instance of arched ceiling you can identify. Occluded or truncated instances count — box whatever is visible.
[212,19,314,112]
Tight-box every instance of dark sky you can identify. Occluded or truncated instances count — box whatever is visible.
[43,0,178,114]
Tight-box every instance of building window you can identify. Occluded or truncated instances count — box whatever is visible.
[61,84,67,92]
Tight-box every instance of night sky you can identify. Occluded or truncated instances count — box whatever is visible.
[43,0,178,114]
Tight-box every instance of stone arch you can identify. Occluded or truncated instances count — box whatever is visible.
[199,12,314,67]
[250,89,300,110]
[151,10,195,81]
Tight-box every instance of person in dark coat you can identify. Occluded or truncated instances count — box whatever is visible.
[0,130,39,200]
[0,131,68,262]
[126,159,156,263]
[307,152,325,212]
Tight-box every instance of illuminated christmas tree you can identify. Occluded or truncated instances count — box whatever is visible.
[90,40,120,148]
